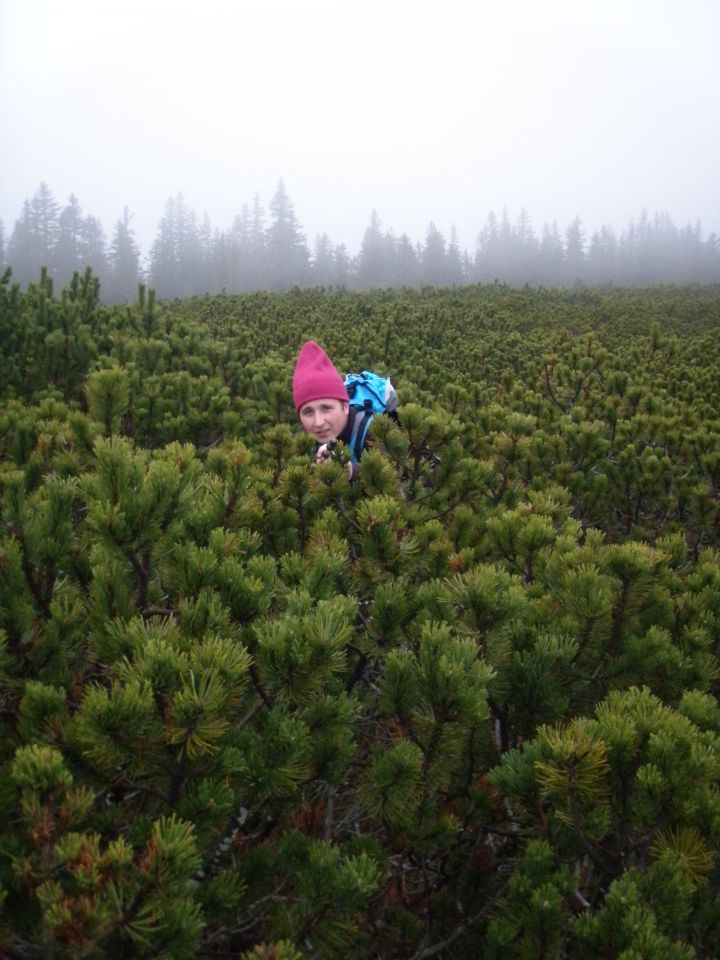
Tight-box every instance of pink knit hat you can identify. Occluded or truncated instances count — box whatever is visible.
[293,341,349,411]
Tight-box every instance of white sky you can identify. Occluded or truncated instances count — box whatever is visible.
[1,0,719,258]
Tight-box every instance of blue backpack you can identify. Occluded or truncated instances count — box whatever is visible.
[344,371,399,463]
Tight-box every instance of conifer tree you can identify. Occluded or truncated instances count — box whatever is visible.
[564,215,586,284]
[420,221,448,286]
[514,208,539,283]
[107,206,142,303]
[539,219,565,285]
[333,241,352,288]
[395,232,419,287]
[8,184,60,286]
[248,191,267,290]
[475,209,501,282]
[80,214,108,279]
[446,225,465,285]
[149,194,203,298]
[312,232,336,287]
[587,224,618,284]
[266,180,310,290]
[356,210,390,288]
[197,211,214,292]
[32,181,61,262]
[53,193,85,283]
[223,203,251,292]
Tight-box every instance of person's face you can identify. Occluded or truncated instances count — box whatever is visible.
[298,398,349,443]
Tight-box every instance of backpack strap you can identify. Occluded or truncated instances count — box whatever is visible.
[348,406,373,464]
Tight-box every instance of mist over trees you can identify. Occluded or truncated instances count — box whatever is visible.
[2,180,719,301]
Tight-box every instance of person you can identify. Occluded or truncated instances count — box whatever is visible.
[292,340,372,475]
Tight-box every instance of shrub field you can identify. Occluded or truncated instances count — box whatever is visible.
[1,271,720,958]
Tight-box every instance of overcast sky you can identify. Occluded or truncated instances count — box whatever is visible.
[1,0,719,258]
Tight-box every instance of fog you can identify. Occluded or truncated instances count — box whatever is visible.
[1,0,719,259]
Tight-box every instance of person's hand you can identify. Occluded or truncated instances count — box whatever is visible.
[315,443,354,480]
[315,442,334,465]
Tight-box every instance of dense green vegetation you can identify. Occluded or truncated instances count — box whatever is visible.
[1,270,720,958]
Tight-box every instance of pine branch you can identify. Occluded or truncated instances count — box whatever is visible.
[609,579,630,653]
[407,879,512,960]
[125,548,150,611]
[201,886,289,944]
[544,364,566,413]
[236,698,266,730]
[194,803,253,881]
[566,767,618,879]
[100,778,171,806]
[16,528,53,617]
[248,662,273,709]
[0,936,36,960]
[333,494,362,534]
[323,785,337,841]
[87,875,160,951]
[487,695,510,752]
[570,616,602,667]
[345,651,368,692]
[141,606,176,619]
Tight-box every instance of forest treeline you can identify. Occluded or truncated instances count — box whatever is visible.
[2,180,719,302]
[1,274,720,958]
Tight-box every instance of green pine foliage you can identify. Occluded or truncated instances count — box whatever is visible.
[1,271,720,957]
